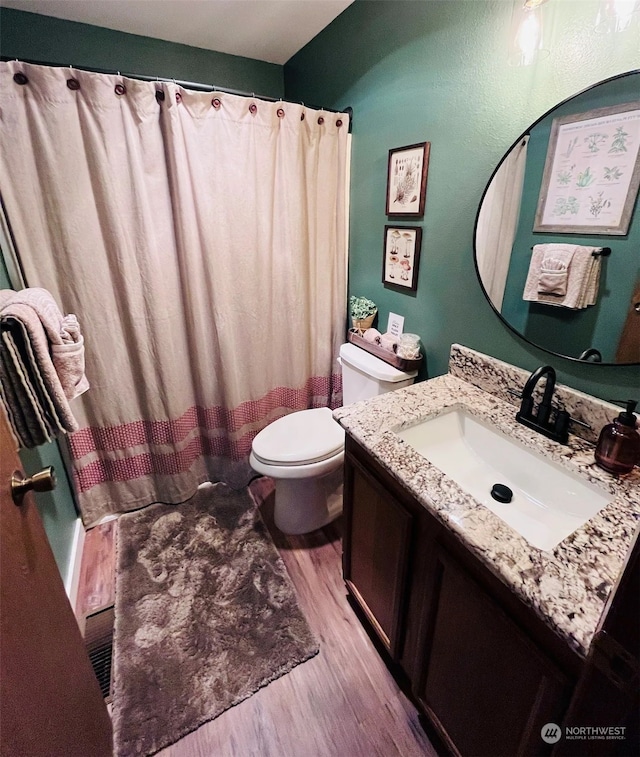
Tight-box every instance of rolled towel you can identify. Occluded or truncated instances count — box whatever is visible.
[51,337,89,400]
[54,314,90,400]
[362,327,382,345]
[537,246,575,296]
[538,257,570,296]
[379,333,399,353]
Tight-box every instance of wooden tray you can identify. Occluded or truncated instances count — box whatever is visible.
[347,329,423,372]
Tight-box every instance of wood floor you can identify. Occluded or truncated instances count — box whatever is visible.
[75,478,438,757]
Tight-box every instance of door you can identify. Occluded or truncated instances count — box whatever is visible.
[0,408,112,756]
[615,278,640,363]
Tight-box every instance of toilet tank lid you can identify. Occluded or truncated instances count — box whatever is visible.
[339,342,418,382]
[252,407,345,465]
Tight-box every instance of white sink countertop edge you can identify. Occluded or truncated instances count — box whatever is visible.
[333,373,640,657]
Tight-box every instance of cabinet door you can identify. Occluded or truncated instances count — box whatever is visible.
[343,456,413,658]
[418,549,570,757]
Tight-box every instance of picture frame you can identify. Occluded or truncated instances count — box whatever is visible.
[386,142,430,217]
[533,101,640,234]
[382,225,422,291]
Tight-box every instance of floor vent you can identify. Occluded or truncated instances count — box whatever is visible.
[84,605,115,702]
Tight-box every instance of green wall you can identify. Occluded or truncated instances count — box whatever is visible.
[0,7,284,97]
[501,74,639,363]
[285,0,640,398]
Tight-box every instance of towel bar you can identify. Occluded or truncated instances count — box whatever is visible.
[529,245,611,257]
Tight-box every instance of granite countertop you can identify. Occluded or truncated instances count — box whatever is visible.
[333,368,640,657]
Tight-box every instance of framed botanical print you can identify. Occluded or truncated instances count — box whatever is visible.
[386,142,430,217]
[534,101,640,234]
[383,225,422,291]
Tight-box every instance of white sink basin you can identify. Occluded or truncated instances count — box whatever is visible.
[397,408,612,551]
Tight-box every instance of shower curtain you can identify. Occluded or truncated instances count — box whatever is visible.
[476,135,529,311]
[0,61,349,525]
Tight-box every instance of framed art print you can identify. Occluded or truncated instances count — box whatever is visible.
[534,101,640,234]
[386,142,430,217]
[383,225,422,291]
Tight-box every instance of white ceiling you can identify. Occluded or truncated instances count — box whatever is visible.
[1,0,354,65]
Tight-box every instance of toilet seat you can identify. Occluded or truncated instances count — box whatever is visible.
[251,407,345,466]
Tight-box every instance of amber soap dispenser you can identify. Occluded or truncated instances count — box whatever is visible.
[594,400,640,474]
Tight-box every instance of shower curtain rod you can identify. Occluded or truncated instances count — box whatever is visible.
[2,56,353,131]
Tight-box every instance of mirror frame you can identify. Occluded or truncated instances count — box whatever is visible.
[473,69,640,367]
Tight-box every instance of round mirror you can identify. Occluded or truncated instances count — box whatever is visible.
[474,70,640,366]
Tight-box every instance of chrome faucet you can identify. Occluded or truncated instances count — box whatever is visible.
[515,365,570,444]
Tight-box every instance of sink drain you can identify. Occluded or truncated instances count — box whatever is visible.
[491,483,513,503]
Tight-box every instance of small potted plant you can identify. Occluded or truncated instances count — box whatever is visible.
[349,295,377,333]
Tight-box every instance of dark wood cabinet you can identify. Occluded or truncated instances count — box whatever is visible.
[342,452,413,657]
[555,531,640,756]
[417,548,570,756]
[342,435,585,757]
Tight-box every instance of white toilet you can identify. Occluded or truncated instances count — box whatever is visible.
[249,342,418,534]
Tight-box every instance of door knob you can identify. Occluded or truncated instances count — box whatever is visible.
[11,466,57,504]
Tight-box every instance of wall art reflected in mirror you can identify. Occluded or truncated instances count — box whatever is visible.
[474,70,640,366]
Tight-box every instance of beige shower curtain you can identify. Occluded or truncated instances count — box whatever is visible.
[476,135,529,311]
[0,61,349,525]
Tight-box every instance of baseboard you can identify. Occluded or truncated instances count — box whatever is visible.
[65,517,86,607]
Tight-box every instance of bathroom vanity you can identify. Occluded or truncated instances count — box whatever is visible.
[334,345,640,756]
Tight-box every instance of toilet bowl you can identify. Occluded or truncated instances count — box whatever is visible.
[250,342,418,534]
[249,407,345,534]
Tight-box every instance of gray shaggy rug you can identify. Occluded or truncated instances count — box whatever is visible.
[112,483,318,756]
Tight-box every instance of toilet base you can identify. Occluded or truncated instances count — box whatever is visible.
[273,466,343,535]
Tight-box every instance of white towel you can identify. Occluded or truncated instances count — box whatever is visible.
[523,244,601,309]
[0,288,89,401]
[537,246,575,296]
[583,256,602,307]
[0,287,87,447]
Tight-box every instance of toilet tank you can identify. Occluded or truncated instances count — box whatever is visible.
[338,342,418,406]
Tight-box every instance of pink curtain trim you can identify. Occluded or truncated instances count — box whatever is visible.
[69,374,342,493]
[73,429,255,493]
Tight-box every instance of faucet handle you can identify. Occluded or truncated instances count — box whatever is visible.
[553,409,570,441]
[551,401,592,430]
[566,414,592,430]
